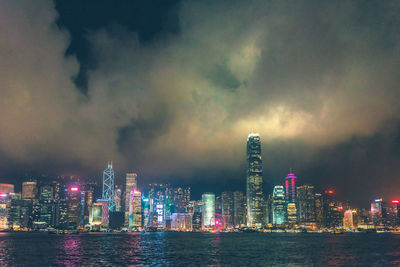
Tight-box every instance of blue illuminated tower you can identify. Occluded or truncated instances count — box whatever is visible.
[102,161,116,211]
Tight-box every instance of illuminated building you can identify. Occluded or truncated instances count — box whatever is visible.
[371,198,387,226]
[0,198,9,230]
[102,161,116,212]
[96,199,109,227]
[285,171,297,203]
[222,191,234,228]
[322,190,342,228]
[164,195,171,222]
[192,212,202,230]
[22,181,37,200]
[296,185,316,225]
[0,184,14,195]
[246,133,264,227]
[66,186,81,229]
[272,186,286,225]
[284,171,297,225]
[56,199,68,229]
[315,193,323,228]
[392,200,400,226]
[80,183,96,227]
[38,185,55,226]
[215,195,222,214]
[343,210,356,229]
[233,191,246,228]
[89,203,103,227]
[202,193,215,229]
[287,203,297,225]
[0,186,15,230]
[144,183,170,228]
[171,213,192,231]
[174,187,191,213]
[114,186,122,212]
[8,197,31,230]
[264,194,273,225]
[125,173,137,226]
[156,200,164,228]
[130,190,142,228]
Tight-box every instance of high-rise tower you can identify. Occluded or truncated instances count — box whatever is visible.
[125,173,137,226]
[285,171,297,225]
[246,133,264,227]
[272,185,286,225]
[285,171,297,203]
[102,161,116,212]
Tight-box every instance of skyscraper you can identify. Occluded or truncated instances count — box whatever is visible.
[371,198,387,226]
[285,171,297,225]
[66,186,81,229]
[102,161,116,212]
[296,185,316,225]
[233,191,246,228]
[114,186,122,212]
[285,171,297,203]
[125,173,137,226]
[22,181,37,200]
[221,191,234,228]
[322,190,342,228]
[129,190,142,228]
[343,210,355,229]
[246,133,264,227]
[272,186,286,225]
[202,193,215,229]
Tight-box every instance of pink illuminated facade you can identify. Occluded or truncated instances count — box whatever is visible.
[285,172,297,203]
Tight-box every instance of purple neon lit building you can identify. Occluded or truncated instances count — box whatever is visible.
[285,171,297,203]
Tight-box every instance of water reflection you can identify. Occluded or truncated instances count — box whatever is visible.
[121,232,143,264]
[0,233,10,266]
[0,232,400,265]
[55,235,82,266]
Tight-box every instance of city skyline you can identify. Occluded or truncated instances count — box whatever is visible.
[1,1,400,265]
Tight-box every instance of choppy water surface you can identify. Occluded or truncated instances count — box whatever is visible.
[0,232,400,266]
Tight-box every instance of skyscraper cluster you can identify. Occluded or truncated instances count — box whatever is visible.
[0,133,399,232]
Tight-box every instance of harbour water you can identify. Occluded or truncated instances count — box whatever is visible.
[0,232,400,266]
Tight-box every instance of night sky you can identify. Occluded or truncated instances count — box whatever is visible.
[1,0,400,206]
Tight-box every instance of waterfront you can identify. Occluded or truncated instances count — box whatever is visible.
[0,232,400,266]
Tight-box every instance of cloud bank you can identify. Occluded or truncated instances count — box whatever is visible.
[1,0,400,204]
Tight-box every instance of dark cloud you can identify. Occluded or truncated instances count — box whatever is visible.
[0,0,400,206]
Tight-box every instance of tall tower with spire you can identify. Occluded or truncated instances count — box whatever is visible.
[285,169,297,203]
[246,133,264,227]
[102,161,116,211]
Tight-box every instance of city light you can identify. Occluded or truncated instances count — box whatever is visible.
[392,200,399,204]
[69,187,79,191]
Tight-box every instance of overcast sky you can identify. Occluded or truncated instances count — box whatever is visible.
[1,0,400,206]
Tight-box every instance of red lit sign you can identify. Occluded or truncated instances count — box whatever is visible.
[392,200,400,204]
[325,190,334,194]
[69,187,79,192]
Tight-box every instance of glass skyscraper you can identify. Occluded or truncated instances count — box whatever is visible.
[202,193,215,229]
[246,133,264,227]
[125,173,137,226]
[296,185,316,224]
[272,186,286,225]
